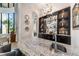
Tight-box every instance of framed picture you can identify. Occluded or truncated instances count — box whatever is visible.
[73,3,79,29]
[73,14,79,29]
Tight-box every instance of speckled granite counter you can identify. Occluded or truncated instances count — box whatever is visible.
[20,48,78,56]
[18,38,79,56]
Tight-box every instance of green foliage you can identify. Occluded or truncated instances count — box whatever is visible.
[2,19,15,32]
[2,20,8,24]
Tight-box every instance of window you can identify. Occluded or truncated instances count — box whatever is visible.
[0,3,2,7]
[0,14,1,33]
[2,13,8,34]
[2,3,8,8]
[0,13,15,34]
[9,13,15,33]
[0,3,14,8]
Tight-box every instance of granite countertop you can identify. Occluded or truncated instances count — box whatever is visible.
[18,38,79,56]
[20,48,78,56]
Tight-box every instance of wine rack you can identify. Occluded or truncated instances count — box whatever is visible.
[57,7,70,35]
[39,7,71,45]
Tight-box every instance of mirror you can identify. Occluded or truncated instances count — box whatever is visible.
[45,15,57,34]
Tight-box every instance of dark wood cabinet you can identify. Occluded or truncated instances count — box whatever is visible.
[38,7,71,45]
[39,18,46,33]
[57,7,70,35]
[38,33,55,41]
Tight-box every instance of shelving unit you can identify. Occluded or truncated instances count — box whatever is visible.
[57,7,71,45]
[39,17,46,33]
[57,7,70,35]
[39,7,71,45]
